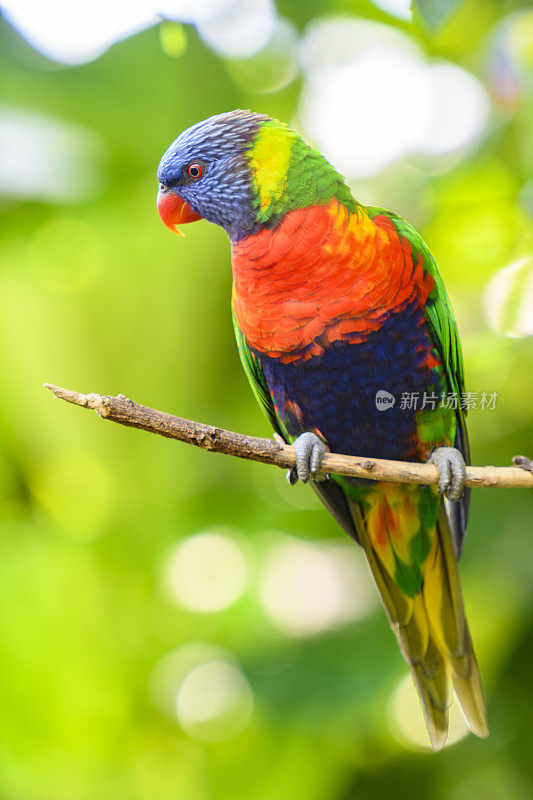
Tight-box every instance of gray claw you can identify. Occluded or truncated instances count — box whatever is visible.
[429,446,466,502]
[292,432,328,483]
[286,468,298,485]
[513,455,533,475]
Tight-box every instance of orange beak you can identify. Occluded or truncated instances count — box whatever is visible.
[157,189,203,235]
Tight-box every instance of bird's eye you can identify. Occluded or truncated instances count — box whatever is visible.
[187,163,203,180]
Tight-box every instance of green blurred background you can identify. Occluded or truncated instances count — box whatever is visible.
[1,0,532,797]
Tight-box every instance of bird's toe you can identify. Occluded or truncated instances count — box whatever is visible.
[513,455,533,475]
[292,432,328,483]
[429,446,466,502]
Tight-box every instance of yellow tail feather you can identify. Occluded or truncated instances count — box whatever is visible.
[350,498,488,749]
[427,505,488,740]
[452,640,489,739]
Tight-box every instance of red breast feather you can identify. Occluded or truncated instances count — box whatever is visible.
[231,200,434,363]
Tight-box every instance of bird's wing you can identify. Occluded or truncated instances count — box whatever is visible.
[232,312,287,438]
[367,207,471,558]
[233,312,361,540]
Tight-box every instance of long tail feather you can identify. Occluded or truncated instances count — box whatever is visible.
[452,636,489,739]
[350,496,488,748]
[433,505,489,739]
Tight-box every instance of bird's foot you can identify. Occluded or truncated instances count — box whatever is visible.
[286,432,329,485]
[513,455,533,475]
[428,446,466,501]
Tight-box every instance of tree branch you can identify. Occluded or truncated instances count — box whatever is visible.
[43,383,533,490]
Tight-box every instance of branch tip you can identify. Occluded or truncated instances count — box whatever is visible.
[44,382,92,408]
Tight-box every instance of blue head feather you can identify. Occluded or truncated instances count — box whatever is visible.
[157,109,268,242]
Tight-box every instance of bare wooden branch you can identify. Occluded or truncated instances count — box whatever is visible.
[43,383,533,489]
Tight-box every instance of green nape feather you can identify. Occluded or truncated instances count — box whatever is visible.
[248,119,357,223]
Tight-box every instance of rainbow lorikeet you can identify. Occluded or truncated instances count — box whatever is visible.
[156,110,488,749]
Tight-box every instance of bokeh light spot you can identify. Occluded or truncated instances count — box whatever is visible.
[487,9,533,107]
[176,661,253,743]
[0,107,106,203]
[196,0,277,59]
[150,643,230,720]
[2,0,250,64]
[484,256,533,338]
[299,18,490,178]
[2,0,155,64]
[300,47,429,178]
[419,63,490,156]
[226,18,299,93]
[258,536,376,636]
[164,530,248,612]
[149,645,253,742]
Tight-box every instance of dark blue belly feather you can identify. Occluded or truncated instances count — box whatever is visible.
[257,303,445,462]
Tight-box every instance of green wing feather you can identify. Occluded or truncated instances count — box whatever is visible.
[232,312,287,439]
[367,207,471,556]
[366,207,465,397]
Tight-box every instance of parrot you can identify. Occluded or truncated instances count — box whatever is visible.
[156,109,489,749]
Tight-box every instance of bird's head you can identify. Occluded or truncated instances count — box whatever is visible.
[157,109,354,242]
